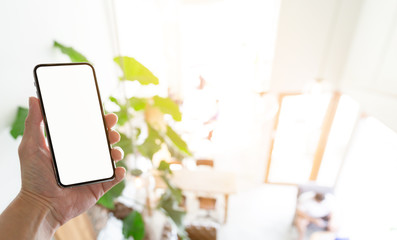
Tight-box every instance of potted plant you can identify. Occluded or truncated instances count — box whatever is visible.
[10,41,192,240]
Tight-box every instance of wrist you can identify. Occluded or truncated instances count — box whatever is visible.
[0,190,60,240]
[18,190,61,237]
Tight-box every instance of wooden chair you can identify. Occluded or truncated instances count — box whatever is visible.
[186,224,217,240]
[194,159,220,221]
[196,159,214,168]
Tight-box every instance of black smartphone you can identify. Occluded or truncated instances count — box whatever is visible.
[33,63,115,187]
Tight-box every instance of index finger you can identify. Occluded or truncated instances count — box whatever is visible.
[105,113,118,129]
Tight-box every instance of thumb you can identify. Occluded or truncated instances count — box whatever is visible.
[23,97,44,140]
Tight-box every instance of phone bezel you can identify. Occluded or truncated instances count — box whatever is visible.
[33,62,116,188]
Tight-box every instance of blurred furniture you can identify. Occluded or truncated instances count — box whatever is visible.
[198,196,217,220]
[186,224,217,240]
[198,197,217,211]
[195,159,217,220]
[196,159,214,168]
[155,169,236,223]
[54,213,95,240]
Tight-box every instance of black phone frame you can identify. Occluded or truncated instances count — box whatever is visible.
[33,62,116,188]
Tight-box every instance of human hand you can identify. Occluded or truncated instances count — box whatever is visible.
[312,218,326,228]
[18,97,126,227]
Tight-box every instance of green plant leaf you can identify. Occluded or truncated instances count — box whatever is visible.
[153,96,182,121]
[96,191,115,209]
[160,175,183,204]
[167,145,186,162]
[158,160,172,175]
[116,159,128,169]
[137,124,163,160]
[116,109,129,126]
[129,97,147,111]
[109,96,130,126]
[114,133,133,158]
[131,168,143,176]
[122,211,145,240]
[109,96,120,105]
[166,126,191,156]
[97,180,125,209]
[158,190,185,228]
[115,107,129,126]
[10,107,28,139]
[158,185,189,239]
[114,56,159,85]
[135,128,142,138]
[53,41,89,63]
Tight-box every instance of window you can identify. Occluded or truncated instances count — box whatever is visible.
[265,92,360,186]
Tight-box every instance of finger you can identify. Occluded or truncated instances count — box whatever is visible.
[101,167,126,193]
[24,97,44,140]
[105,113,118,129]
[108,129,120,144]
[111,147,124,162]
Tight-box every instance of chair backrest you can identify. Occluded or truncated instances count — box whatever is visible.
[196,159,214,168]
[198,197,217,210]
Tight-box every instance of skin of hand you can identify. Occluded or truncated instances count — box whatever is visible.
[0,97,126,239]
[312,218,326,228]
[296,209,326,228]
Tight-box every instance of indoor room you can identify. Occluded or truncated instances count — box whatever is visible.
[1,0,397,240]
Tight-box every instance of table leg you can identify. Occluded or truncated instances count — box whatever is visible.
[224,194,229,224]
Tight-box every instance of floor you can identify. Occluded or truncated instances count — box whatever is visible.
[98,184,301,240]
[217,184,298,240]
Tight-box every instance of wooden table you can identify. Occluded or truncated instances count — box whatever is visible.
[54,213,95,240]
[155,169,237,223]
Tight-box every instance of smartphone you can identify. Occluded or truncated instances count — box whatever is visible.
[33,63,115,187]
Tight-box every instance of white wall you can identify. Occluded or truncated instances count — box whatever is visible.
[270,0,397,132]
[340,0,397,132]
[0,0,117,212]
[270,0,363,92]
[336,117,397,239]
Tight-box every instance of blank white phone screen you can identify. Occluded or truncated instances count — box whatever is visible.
[35,64,114,186]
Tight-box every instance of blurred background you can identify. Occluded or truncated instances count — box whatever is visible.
[1,0,397,240]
